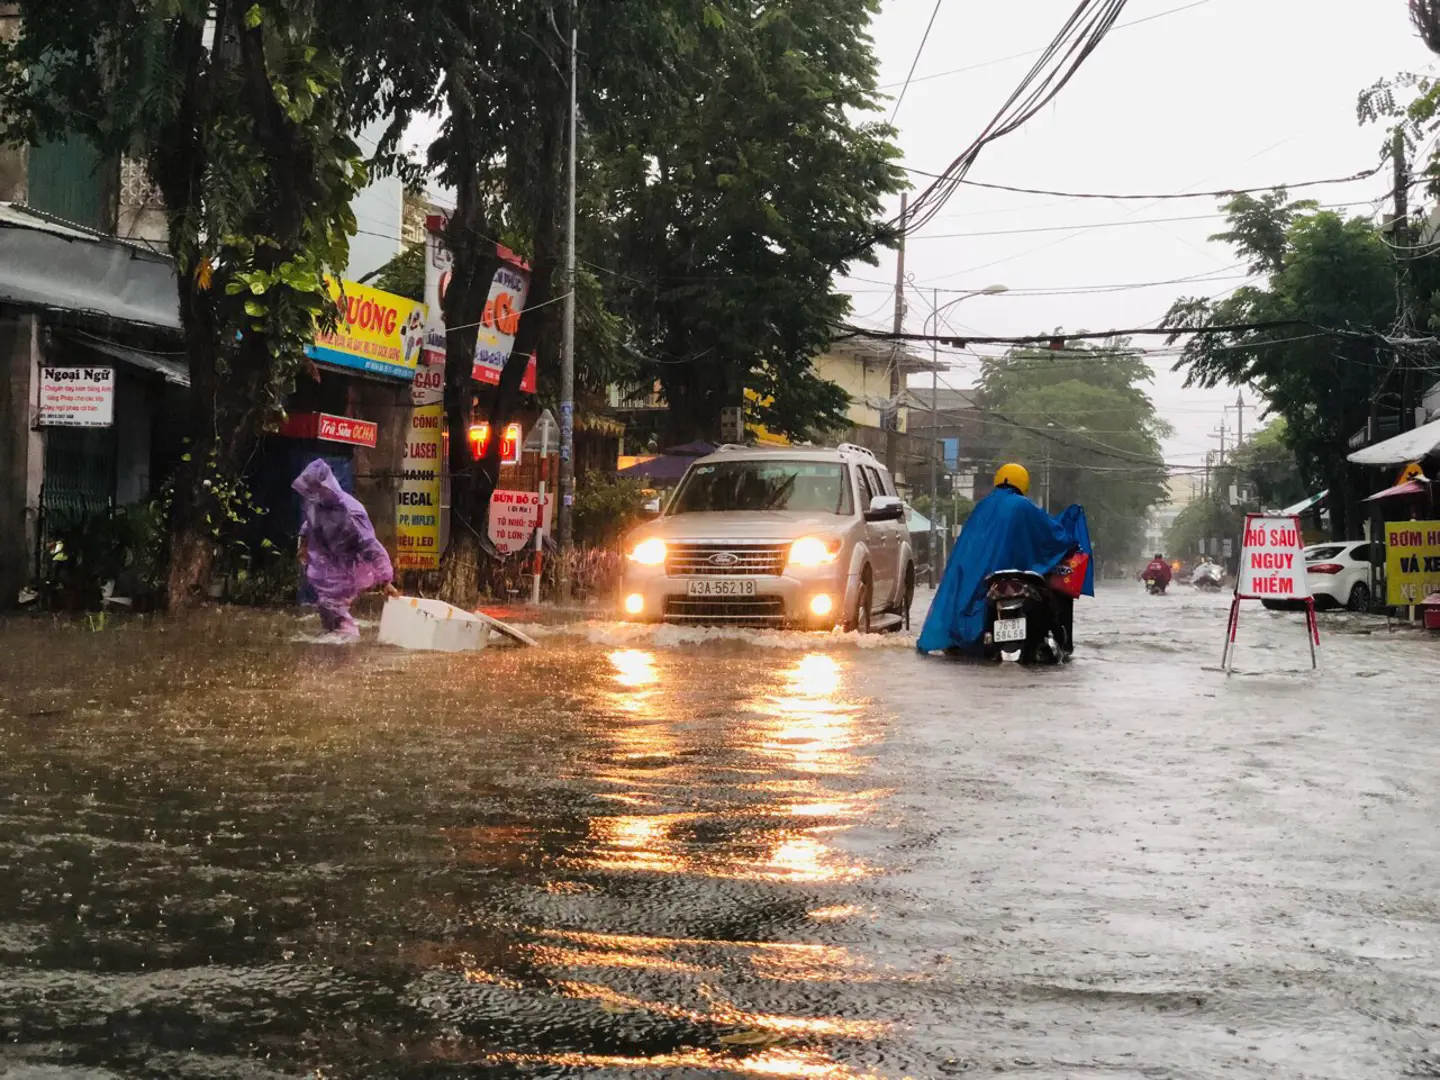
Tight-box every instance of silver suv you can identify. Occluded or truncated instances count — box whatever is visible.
[619,444,914,630]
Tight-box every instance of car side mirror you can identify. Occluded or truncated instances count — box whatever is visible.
[865,495,905,523]
[642,498,662,518]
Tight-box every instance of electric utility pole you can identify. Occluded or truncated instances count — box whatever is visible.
[886,193,908,476]
[929,286,940,584]
[556,0,579,600]
[1232,390,1247,446]
[1392,130,1416,431]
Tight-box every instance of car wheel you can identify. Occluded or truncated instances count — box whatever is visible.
[889,562,915,628]
[847,571,872,634]
[1347,581,1371,612]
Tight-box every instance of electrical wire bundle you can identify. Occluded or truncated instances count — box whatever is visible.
[896,0,1132,237]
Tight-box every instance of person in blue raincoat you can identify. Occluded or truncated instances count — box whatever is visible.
[917,462,1094,655]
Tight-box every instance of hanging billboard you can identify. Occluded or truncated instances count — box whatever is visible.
[307,279,427,381]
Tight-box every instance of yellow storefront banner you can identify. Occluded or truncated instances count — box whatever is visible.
[396,404,443,570]
[1384,519,1440,605]
[743,387,791,447]
[307,279,428,381]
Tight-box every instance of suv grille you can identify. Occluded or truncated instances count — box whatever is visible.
[665,543,788,577]
[664,596,786,624]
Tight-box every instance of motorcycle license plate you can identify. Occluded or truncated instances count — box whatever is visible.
[993,617,1027,644]
[687,579,756,598]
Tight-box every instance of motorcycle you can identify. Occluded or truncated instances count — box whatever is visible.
[982,570,1068,664]
[1191,563,1225,591]
[1144,576,1168,596]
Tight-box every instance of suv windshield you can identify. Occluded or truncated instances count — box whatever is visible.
[671,460,854,515]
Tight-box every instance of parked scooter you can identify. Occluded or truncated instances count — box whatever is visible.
[982,570,1069,664]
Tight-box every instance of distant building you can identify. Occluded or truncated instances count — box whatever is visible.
[1144,475,1198,554]
[811,338,941,491]
[906,385,989,502]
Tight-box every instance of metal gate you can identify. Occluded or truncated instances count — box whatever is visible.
[38,426,117,555]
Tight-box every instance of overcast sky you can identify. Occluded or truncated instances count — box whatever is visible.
[854,0,1436,469]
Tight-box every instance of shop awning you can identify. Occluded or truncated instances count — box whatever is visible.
[1281,490,1328,515]
[0,203,180,329]
[63,334,190,387]
[1347,416,1440,465]
[1363,479,1428,502]
[906,506,933,534]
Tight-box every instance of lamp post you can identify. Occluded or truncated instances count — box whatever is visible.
[923,284,1007,584]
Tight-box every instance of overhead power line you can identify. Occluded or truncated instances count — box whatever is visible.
[833,318,1331,347]
[876,0,1211,92]
[936,164,1389,201]
[890,0,946,124]
[895,0,1134,237]
[906,201,1374,241]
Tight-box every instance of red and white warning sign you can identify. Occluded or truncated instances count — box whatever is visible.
[1223,513,1319,672]
[1235,516,1309,600]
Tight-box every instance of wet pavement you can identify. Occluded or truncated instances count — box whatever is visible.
[1,586,1438,1078]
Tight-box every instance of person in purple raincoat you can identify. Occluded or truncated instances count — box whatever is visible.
[293,460,396,639]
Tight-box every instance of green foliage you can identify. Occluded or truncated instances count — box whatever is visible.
[0,0,411,604]
[585,0,905,442]
[369,242,426,302]
[1227,420,1309,511]
[1166,497,1242,561]
[572,472,651,548]
[1163,195,1395,537]
[976,341,1171,567]
[1162,423,1306,559]
[37,510,138,611]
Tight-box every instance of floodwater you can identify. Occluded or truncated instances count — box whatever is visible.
[1,586,1438,1078]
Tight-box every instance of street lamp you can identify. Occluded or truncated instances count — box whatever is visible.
[923,285,1008,585]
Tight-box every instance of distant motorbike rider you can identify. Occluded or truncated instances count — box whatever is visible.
[917,462,1093,656]
[1142,553,1173,591]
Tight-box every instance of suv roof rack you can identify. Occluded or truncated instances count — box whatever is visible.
[835,443,878,461]
[714,443,748,452]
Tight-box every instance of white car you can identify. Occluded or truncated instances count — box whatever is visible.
[1262,541,1378,612]
[618,444,915,630]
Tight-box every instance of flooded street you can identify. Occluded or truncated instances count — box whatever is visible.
[1,586,1439,1079]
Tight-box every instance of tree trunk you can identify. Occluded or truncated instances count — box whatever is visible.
[436,49,568,605]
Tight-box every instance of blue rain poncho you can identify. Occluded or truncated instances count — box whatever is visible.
[917,486,1094,655]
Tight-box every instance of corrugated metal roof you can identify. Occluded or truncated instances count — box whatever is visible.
[0,202,180,329]
[61,333,190,387]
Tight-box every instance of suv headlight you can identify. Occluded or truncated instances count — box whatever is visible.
[627,537,668,566]
[788,535,840,568]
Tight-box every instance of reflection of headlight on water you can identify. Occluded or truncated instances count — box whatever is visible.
[790,653,841,697]
[609,649,657,687]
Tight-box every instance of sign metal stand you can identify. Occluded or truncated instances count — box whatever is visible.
[1221,512,1320,674]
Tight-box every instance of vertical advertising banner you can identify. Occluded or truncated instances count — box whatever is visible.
[395,223,449,571]
[396,403,443,570]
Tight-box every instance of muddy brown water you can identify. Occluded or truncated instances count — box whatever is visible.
[0,588,1437,1078]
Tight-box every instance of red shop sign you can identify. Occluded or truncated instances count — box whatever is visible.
[279,412,379,448]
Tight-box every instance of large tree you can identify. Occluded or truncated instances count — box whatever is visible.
[587,0,904,444]
[975,341,1171,570]
[0,0,412,607]
[1163,195,1397,539]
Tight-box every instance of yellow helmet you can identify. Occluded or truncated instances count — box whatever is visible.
[994,463,1030,495]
